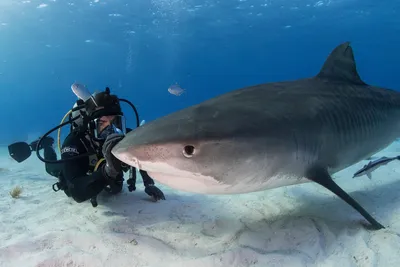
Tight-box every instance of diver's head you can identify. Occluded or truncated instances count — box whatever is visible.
[95,115,125,139]
[85,87,126,141]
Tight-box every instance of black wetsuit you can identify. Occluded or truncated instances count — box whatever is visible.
[43,130,155,203]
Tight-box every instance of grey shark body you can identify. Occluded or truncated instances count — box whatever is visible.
[112,42,400,229]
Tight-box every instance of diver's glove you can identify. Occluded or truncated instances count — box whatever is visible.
[30,136,54,151]
[104,173,124,195]
[144,185,166,201]
[102,133,125,179]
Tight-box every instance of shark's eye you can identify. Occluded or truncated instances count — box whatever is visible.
[183,145,195,158]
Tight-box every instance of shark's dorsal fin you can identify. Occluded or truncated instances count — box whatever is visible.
[316,42,367,85]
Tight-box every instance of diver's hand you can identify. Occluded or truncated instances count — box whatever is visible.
[104,174,124,195]
[144,185,166,201]
[30,136,54,151]
[121,163,131,173]
[102,133,124,178]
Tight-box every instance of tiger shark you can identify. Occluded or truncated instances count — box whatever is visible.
[112,42,400,230]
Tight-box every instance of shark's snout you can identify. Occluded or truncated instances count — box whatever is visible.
[112,134,233,194]
[112,144,140,169]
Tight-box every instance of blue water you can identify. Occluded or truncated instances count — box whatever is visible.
[0,0,398,143]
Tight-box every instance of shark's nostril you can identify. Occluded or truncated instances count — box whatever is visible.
[183,145,195,158]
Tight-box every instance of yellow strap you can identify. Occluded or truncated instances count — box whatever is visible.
[94,158,105,171]
[58,110,72,153]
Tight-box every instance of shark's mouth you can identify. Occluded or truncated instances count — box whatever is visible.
[114,150,229,194]
[145,171,227,194]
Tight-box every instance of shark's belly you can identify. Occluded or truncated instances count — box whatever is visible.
[147,171,310,195]
[147,151,311,195]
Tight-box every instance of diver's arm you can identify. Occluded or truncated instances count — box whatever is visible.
[139,169,155,187]
[61,134,108,203]
[43,146,62,177]
[140,169,165,201]
[30,136,62,177]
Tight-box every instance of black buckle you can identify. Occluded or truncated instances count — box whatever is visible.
[127,167,136,192]
[90,196,98,207]
[52,182,61,192]
[127,179,136,192]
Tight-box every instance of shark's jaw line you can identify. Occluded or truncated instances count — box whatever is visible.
[118,152,311,195]
[121,155,229,194]
[146,171,225,194]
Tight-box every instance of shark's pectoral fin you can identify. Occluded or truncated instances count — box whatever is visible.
[305,165,385,230]
[366,173,372,180]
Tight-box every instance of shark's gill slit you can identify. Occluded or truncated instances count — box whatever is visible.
[183,145,196,158]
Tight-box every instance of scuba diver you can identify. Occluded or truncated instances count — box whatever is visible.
[8,83,165,207]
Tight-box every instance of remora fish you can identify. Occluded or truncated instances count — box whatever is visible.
[353,156,400,179]
[112,42,400,230]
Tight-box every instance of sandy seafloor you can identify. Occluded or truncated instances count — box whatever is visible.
[1,141,400,267]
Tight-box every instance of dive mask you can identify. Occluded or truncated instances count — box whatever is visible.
[94,115,126,140]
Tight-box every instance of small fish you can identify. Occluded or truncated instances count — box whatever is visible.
[71,82,97,106]
[71,82,91,101]
[353,156,400,179]
[168,83,185,96]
